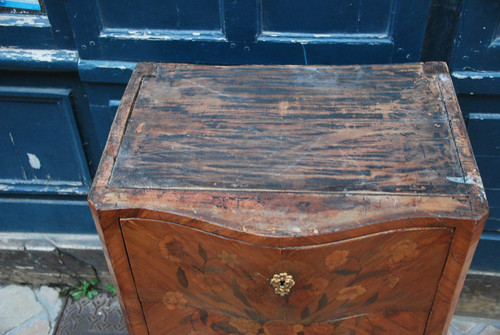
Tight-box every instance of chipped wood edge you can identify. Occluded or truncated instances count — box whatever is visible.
[90,62,158,190]
[429,61,488,221]
[423,61,489,335]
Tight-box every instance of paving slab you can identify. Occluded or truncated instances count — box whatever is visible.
[449,316,500,335]
[0,285,64,335]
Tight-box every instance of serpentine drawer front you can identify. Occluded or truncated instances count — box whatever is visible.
[121,218,452,334]
[89,62,488,335]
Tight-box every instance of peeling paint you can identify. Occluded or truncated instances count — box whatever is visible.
[0,15,49,27]
[0,185,14,191]
[55,187,82,194]
[446,176,476,185]
[0,47,78,63]
[452,73,468,79]
[452,73,495,80]
[27,153,41,169]
[100,28,226,41]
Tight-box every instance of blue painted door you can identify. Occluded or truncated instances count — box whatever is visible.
[446,0,500,271]
[2,0,500,273]
[65,0,431,64]
[0,85,95,233]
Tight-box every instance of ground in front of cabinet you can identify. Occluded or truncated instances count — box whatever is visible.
[0,283,499,335]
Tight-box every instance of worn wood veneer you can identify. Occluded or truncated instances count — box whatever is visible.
[89,62,488,335]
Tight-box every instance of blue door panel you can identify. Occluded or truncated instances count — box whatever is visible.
[0,0,499,272]
[458,96,500,118]
[450,0,500,72]
[0,87,90,196]
[467,114,500,232]
[84,83,128,153]
[471,233,500,271]
[449,0,500,272]
[0,197,95,233]
[262,0,392,34]
[65,0,431,64]
[475,157,500,190]
[0,0,75,50]
[484,190,500,231]
[78,60,134,155]
[96,0,221,30]
[0,71,100,177]
[468,114,500,157]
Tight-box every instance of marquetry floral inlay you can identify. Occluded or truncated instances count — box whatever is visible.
[385,274,401,288]
[158,235,187,263]
[218,250,240,267]
[228,317,262,334]
[305,278,329,296]
[335,285,367,301]
[389,239,419,266]
[152,230,437,334]
[325,250,349,271]
[162,291,188,310]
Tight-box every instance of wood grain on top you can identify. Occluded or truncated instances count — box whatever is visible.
[88,63,489,335]
[109,63,466,195]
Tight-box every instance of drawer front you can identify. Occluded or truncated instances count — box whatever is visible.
[121,218,452,334]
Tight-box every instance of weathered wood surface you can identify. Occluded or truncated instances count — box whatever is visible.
[122,218,452,334]
[110,63,464,195]
[90,62,487,238]
[88,62,489,335]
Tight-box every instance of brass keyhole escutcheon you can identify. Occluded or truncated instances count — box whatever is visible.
[270,272,295,296]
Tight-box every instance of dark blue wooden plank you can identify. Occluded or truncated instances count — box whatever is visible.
[78,60,136,84]
[389,0,433,62]
[468,113,500,157]
[79,38,393,65]
[458,96,500,117]
[475,157,500,189]
[483,189,500,231]
[466,113,500,231]
[65,0,431,64]
[262,0,392,34]
[471,233,500,271]
[223,0,259,42]
[421,0,464,62]
[43,0,76,49]
[63,0,102,58]
[449,0,500,72]
[0,87,91,195]
[86,104,119,153]
[0,15,56,49]
[78,60,130,153]
[0,197,95,233]
[452,71,500,95]
[0,0,75,50]
[96,0,221,30]
[0,71,100,176]
[0,48,78,71]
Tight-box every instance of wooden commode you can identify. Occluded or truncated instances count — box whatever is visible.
[89,62,488,335]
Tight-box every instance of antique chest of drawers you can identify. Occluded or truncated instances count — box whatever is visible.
[89,62,488,335]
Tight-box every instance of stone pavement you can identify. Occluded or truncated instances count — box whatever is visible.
[0,284,499,335]
[449,317,500,335]
[0,285,63,335]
